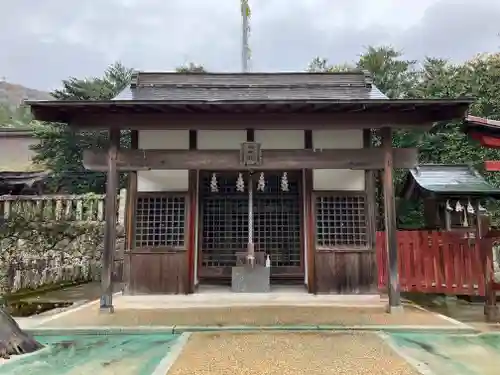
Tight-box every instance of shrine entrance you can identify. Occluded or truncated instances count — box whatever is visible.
[198,170,304,283]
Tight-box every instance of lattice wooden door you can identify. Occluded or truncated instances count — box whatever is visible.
[199,171,303,280]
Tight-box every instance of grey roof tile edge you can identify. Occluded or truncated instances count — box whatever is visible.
[408,164,500,194]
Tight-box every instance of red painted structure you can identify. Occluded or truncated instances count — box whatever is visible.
[462,115,500,319]
[376,230,497,296]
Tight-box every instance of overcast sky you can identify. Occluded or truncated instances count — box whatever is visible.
[2,0,499,91]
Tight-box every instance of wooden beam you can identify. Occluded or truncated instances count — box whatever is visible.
[100,128,120,313]
[381,127,402,312]
[70,111,449,131]
[470,132,500,149]
[83,148,418,171]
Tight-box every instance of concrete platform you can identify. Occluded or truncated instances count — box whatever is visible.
[114,289,384,309]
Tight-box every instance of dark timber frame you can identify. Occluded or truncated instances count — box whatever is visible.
[27,72,473,313]
[197,170,304,282]
[100,128,119,312]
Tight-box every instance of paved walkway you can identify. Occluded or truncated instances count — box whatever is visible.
[113,291,383,309]
[407,299,500,332]
[34,292,468,329]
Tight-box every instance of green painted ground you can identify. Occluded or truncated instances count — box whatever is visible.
[0,333,179,375]
[2,330,500,375]
[389,332,500,375]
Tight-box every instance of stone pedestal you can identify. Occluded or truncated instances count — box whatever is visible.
[231,265,270,293]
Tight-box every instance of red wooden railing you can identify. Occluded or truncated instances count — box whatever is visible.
[376,230,487,296]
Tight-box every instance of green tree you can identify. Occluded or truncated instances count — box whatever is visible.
[32,62,207,193]
[31,62,134,193]
[308,57,354,72]
[0,103,33,128]
[307,47,500,227]
[308,46,419,98]
[176,62,206,73]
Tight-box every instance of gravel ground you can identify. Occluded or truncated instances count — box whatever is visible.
[168,332,419,375]
[39,304,453,327]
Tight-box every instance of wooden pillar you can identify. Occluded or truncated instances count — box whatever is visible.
[364,129,377,293]
[123,130,138,295]
[477,211,499,321]
[187,130,198,293]
[304,169,315,293]
[125,130,138,250]
[100,128,120,313]
[187,170,198,294]
[381,127,402,312]
[304,130,315,293]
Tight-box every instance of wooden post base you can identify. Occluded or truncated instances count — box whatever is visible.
[99,305,115,314]
[386,304,404,314]
[484,305,499,322]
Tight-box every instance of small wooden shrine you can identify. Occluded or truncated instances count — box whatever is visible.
[462,115,500,321]
[27,71,473,313]
[400,164,500,233]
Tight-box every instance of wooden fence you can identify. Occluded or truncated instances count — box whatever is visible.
[0,189,127,223]
[376,230,494,296]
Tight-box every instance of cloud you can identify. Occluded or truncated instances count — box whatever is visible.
[1,0,499,90]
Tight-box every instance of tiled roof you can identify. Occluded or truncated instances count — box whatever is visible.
[465,115,500,130]
[403,164,500,197]
[113,71,389,101]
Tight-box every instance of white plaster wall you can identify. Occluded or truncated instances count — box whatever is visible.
[312,129,363,149]
[312,129,365,191]
[198,130,247,150]
[0,135,38,171]
[137,130,189,191]
[138,130,189,149]
[137,170,189,191]
[255,130,304,149]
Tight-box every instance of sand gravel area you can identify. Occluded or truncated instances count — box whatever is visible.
[167,331,419,375]
[39,304,455,328]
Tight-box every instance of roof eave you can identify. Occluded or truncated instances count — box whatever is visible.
[27,98,473,125]
[463,115,500,136]
[25,98,475,107]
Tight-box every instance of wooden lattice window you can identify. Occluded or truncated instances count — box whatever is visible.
[134,194,186,249]
[315,194,367,249]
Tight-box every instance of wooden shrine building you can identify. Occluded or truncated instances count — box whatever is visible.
[400,164,500,232]
[27,72,473,312]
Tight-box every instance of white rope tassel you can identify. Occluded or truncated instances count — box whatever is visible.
[467,200,475,214]
[281,172,289,192]
[236,172,245,192]
[210,173,219,193]
[257,172,266,192]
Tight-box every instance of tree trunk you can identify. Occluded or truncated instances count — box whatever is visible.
[0,307,43,359]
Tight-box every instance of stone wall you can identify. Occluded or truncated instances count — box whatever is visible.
[0,190,126,296]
